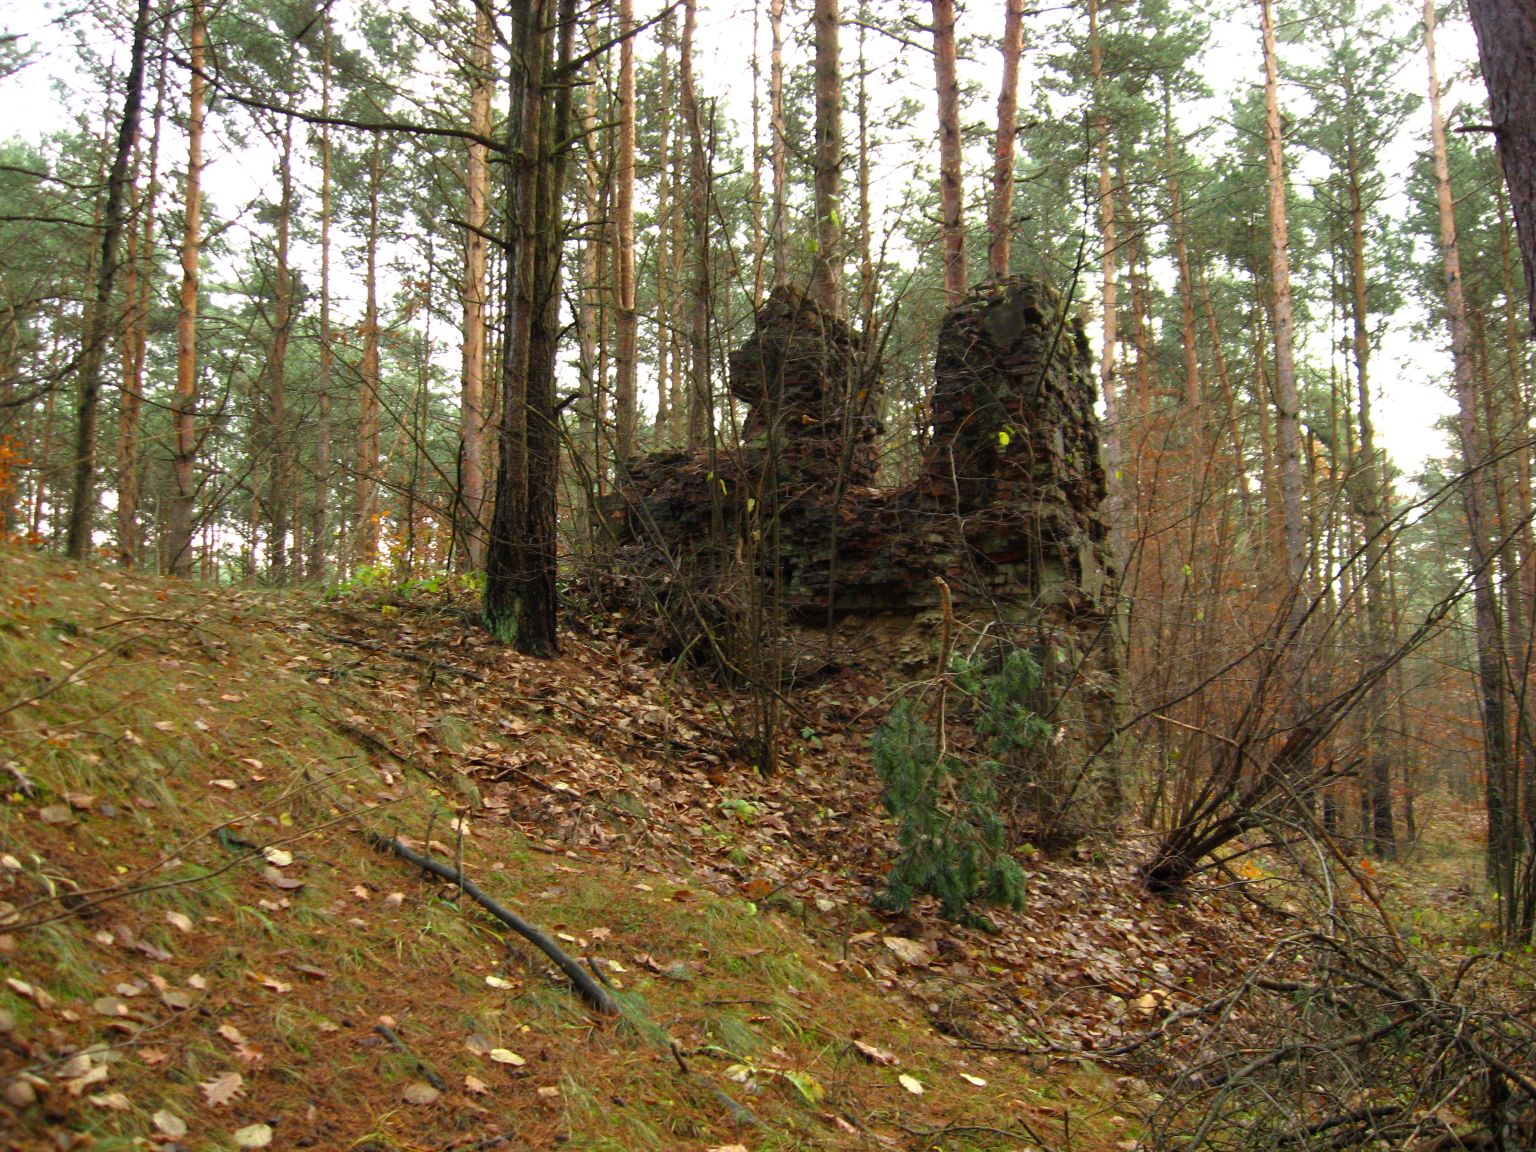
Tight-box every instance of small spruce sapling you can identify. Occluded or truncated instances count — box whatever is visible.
[872,649,1045,927]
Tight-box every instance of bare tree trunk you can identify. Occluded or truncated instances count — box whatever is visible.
[66,0,152,561]
[1466,0,1536,336]
[1343,112,1394,857]
[810,0,843,316]
[653,15,673,448]
[1261,0,1308,644]
[354,141,383,572]
[116,42,165,568]
[931,0,965,306]
[769,0,788,290]
[267,108,295,585]
[307,15,333,582]
[1090,0,1123,552]
[167,0,205,577]
[988,0,1024,282]
[456,0,494,572]
[1428,0,1515,901]
[613,0,638,467]
[679,0,711,449]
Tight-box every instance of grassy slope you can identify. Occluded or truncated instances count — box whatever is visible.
[0,545,1248,1151]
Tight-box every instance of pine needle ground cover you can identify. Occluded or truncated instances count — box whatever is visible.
[0,546,1168,1151]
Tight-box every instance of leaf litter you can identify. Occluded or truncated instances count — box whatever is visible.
[0,551,1294,1151]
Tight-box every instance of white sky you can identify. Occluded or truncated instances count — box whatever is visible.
[0,0,1491,482]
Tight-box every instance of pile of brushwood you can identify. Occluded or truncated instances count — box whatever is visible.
[1132,847,1536,1151]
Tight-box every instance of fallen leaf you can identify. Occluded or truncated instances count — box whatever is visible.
[883,936,933,967]
[88,1091,132,1110]
[465,1074,489,1095]
[262,866,303,890]
[200,1071,244,1107]
[898,1073,925,1095]
[488,1049,526,1066]
[208,779,239,791]
[6,979,54,1009]
[852,1040,897,1066]
[233,1122,273,1147]
[152,1110,188,1138]
[960,1073,988,1086]
[65,1064,109,1096]
[3,1078,37,1107]
[403,1081,441,1105]
[484,975,514,990]
[165,911,194,933]
[262,847,293,867]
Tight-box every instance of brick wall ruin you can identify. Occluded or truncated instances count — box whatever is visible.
[600,276,1127,843]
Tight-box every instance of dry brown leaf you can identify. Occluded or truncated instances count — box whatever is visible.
[200,1071,244,1107]
[152,1110,188,1138]
[403,1081,441,1105]
[852,1039,898,1066]
[882,936,933,967]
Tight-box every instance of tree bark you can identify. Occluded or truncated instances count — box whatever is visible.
[1260,0,1308,644]
[931,0,965,306]
[116,41,165,569]
[166,0,205,577]
[354,140,383,572]
[456,0,494,572]
[1466,0,1536,336]
[267,108,294,585]
[307,15,334,582]
[484,0,574,657]
[988,0,1024,282]
[769,0,788,290]
[613,0,638,468]
[1429,0,1516,907]
[810,0,843,316]
[66,0,152,561]
[679,0,711,450]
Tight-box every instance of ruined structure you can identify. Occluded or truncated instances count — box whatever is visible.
[601,277,1126,844]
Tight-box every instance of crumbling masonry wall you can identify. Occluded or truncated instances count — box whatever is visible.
[601,277,1127,844]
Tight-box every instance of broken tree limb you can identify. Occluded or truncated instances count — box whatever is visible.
[364,831,619,1015]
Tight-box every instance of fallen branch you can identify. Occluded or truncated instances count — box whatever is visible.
[364,831,619,1015]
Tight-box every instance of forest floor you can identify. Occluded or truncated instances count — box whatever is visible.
[0,545,1510,1151]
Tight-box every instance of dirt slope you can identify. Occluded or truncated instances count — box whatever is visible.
[0,548,1275,1151]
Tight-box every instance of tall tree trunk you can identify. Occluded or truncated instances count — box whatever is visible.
[1260,0,1308,645]
[1465,0,1536,336]
[1344,112,1394,857]
[988,0,1024,282]
[653,16,673,448]
[66,0,153,561]
[931,0,965,306]
[167,0,205,577]
[267,108,295,585]
[810,0,843,316]
[1090,0,1123,554]
[613,0,638,467]
[769,0,788,290]
[456,0,494,572]
[1428,0,1514,902]
[307,15,334,582]
[679,0,711,449]
[116,41,165,568]
[485,0,550,649]
[354,141,383,572]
